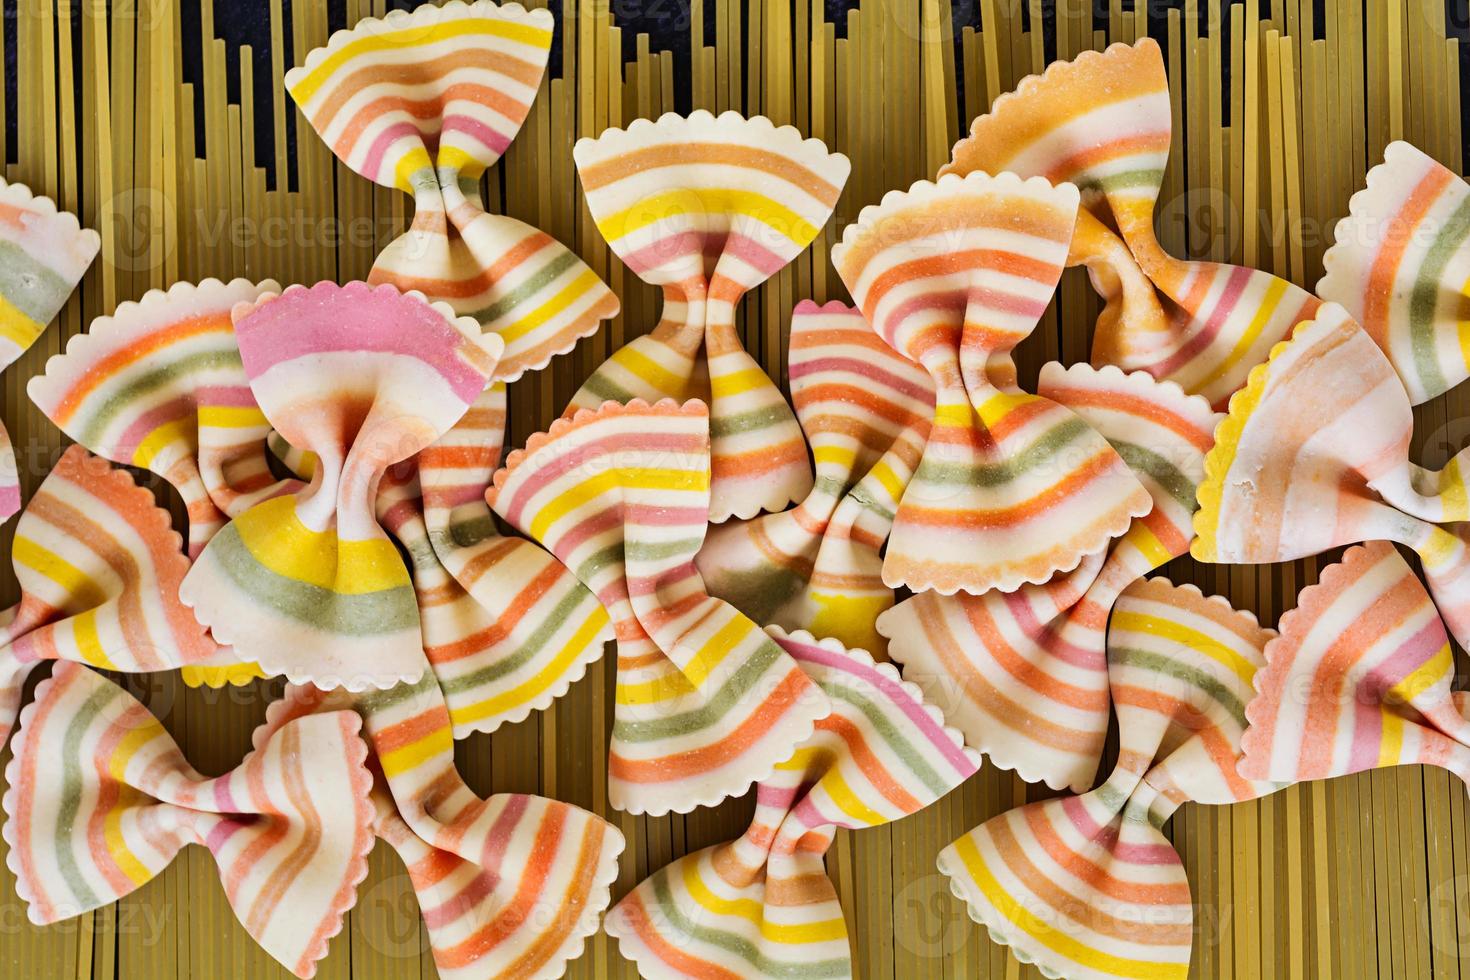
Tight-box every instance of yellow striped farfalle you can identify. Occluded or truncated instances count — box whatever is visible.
[569,110,850,522]
[832,170,1151,596]
[944,39,1320,408]
[694,300,933,655]
[285,0,618,381]
[938,578,1281,980]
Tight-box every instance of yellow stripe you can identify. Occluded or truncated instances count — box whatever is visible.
[933,402,972,427]
[616,670,697,705]
[13,536,109,609]
[71,610,120,670]
[1418,526,1461,570]
[233,495,410,595]
[950,833,1187,980]
[131,417,195,470]
[1109,611,1258,686]
[198,405,270,430]
[710,366,776,399]
[1121,521,1173,569]
[180,661,271,688]
[1386,642,1453,706]
[679,615,751,688]
[812,444,858,474]
[498,269,601,343]
[1193,276,1289,395]
[377,724,455,780]
[289,18,552,103]
[1440,455,1468,521]
[528,467,707,542]
[820,768,886,826]
[1377,710,1406,767]
[595,189,818,248]
[0,293,43,351]
[1457,269,1470,376]
[106,724,167,886]
[679,857,847,945]
[972,389,1034,429]
[609,344,694,400]
[392,146,436,195]
[449,606,610,726]
[865,457,905,505]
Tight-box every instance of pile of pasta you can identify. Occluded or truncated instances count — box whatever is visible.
[2,3,1468,979]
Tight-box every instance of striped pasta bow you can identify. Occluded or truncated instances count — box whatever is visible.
[938,578,1281,980]
[695,301,934,655]
[943,39,1320,409]
[29,279,300,559]
[1240,541,1470,787]
[882,364,1219,793]
[605,628,981,979]
[0,177,99,520]
[831,170,1152,596]
[263,675,623,980]
[1316,141,1470,405]
[487,399,831,815]
[0,446,222,742]
[1193,304,1470,650]
[568,111,850,523]
[180,282,503,690]
[2,662,375,979]
[285,0,618,383]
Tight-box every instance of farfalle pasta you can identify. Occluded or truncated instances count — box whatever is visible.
[1240,541,1470,786]
[285,0,618,382]
[180,281,502,690]
[487,399,831,814]
[263,673,623,980]
[942,39,1320,408]
[0,446,221,741]
[831,170,1151,595]
[29,279,296,556]
[1317,140,1470,405]
[2,662,374,978]
[380,404,614,735]
[939,578,1280,980]
[604,628,980,979]
[883,364,1219,792]
[695,300,933,653]
[568,111,849,521]
[0,177,100,518]
[1192,303,1470,645]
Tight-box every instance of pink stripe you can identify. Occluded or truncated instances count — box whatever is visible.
[789,355,931,403]
[1345,694,1386,775]
[1061,795,1174,864]
[442,115,514,158]
[1146,265,1252,378]
[360,121,428,184]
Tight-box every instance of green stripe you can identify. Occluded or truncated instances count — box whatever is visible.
[1113,441,1196,511]
[208,522,421,635]
[1110,645,1248,730]
[575,542,626,583]
[355,670,439,716]
[612,634,784,743]
[76,348,243,447]
[440,587,604,694]
[0,238,77,323]
[1410,192,1470,397]
[709,403,792,439]
[578,371,635,405]
[56,684,119,911]
[624,538,703,562]
[915,417,1088,487]
[821,682,951,799]
[468,249,580,326]
[643,864,850,978]
[429,512,498,552]
[1091,168,1166,196]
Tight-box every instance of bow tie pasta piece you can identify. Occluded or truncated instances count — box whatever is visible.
[2,662,374,978]
[943,40,1320,409]
[1193,303,1470,644]
[488,399,831,814]
[285,0,617,381]
[569,111,850,522]
[831,170,1151,595]
[1241,541,1470,784]
[883,364,1219,792]
[939,578,1280,980]
[605,628,980,979]
[695,301,933,650]
[264,677,623,980]
[1317,141,1470,405]
[0,446,220,742]
[378,401,613,736]
[0,177,100,520]
[180,281,503,690]
[29,279,297,556]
